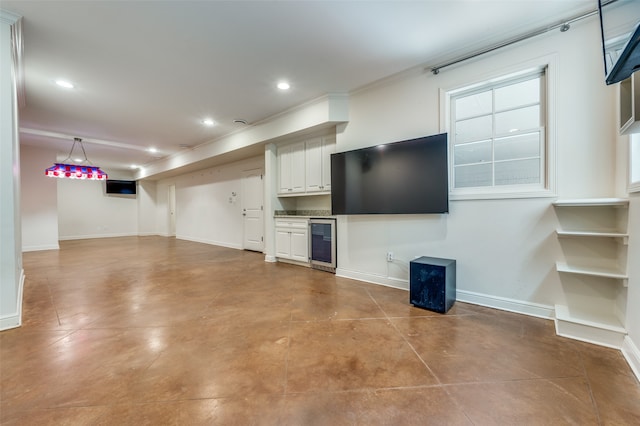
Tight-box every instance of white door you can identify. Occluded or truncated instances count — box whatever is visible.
[241,169,264,252]
[168,184,176,237]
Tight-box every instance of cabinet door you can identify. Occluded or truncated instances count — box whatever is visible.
[278,145,292,194]
[305,137,323,192]
[321,136,336,191]
[290,141,306,193]
[275,229,291,258]
[290,229,309,262]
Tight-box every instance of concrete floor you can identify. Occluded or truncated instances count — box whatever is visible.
[2,236,639,425]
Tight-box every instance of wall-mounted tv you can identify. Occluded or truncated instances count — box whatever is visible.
[598,0,640,85]
[106,179,137,195]
[331,133,449,215]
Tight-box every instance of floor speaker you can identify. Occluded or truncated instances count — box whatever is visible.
[410,256,456,313]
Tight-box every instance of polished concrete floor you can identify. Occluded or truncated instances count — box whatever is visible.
[2,236,640,425]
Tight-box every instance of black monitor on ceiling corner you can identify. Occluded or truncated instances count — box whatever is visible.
[598,0,640,85]
[330,133,449,215]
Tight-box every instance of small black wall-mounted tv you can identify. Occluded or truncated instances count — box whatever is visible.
[331,133,449,215]
[106,179,137,195]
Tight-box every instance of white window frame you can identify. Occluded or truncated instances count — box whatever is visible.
[440,56,557,200]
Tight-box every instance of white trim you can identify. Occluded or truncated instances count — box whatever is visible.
[336,268,554,319]
[58,232,139,241]
[0,268,24,331]
[336,267,409,290]
[137,232,159,237]
[176,235,242,250]
[22,244,59,252]
[0,10,21,25]
[450,189,556,201]
[457,289,554,319]
[264,255,277,263]
[622,336,640,382]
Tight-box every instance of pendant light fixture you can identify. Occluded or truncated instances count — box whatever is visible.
[45,137,108,180]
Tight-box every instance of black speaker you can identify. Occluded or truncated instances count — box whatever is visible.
[410,256,456,313]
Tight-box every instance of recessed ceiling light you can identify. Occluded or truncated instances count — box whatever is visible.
[130,164,139,169]
[147,147,158,153]
[202,118,215,126]
[73,158,83,163]
[277,81,290,90]
[55,80,74,89]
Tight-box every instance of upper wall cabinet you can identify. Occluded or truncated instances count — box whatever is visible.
[278,141,306,195]
[278,136,335,197]
[305,135,336,194]
[620,73,640,135]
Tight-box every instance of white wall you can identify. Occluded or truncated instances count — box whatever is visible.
[20,145,59,251]
[155,156,263,249]
[57,177,138,240]
[624,194,640,378]
[137,179,157,236]
[335,17,617,316]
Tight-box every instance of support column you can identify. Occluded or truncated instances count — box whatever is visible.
[0,10,23,330]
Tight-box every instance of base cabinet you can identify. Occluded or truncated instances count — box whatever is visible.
[275,218,308,263]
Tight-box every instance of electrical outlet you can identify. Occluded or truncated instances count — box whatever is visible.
[387,251,394,262]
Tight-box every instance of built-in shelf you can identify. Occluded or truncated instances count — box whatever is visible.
[556,262,628,281]
[555,230,627,238]
[553,198,629,207]
[554,304,626,349]
[552,198,629,348]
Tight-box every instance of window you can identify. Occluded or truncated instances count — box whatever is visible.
[446,67,552,199]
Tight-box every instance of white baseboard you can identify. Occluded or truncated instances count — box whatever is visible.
[22,243,59,252]
[457,289,555,320]
[265,255,277,263]
[336,268,554,320]
[176,235,242,250]
[622,336,640,383]
[0,269,24,331]
[58,232,138,241]
[336,268,409,290]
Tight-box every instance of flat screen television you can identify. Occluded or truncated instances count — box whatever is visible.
[331,133,448,215]
[106,179,137,195]
[598,0,640,85]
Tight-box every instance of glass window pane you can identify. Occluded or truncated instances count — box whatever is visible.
[495,77,540,111]
[454,163,492,188]
[495,105,540,135]
[495,132,540,161]
[455,91,492,120]
[495,158,540,185]
[455,115,492,143]
[454,140,492,165]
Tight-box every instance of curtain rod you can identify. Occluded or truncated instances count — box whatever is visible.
[429,0,618,75]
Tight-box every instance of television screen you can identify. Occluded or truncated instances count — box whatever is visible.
[599,0,640,85]
[331,133,448,215]
[106,179,137,195]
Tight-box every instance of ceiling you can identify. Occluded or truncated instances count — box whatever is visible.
[3,0,596,177]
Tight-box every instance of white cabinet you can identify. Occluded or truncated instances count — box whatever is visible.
[278,141,306,195]
[620,73,640,135]
[553,198,629,348]
[275,218,308,263]
[305,136,335,193]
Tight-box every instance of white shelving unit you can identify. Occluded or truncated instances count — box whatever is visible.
[553,198,629,348]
